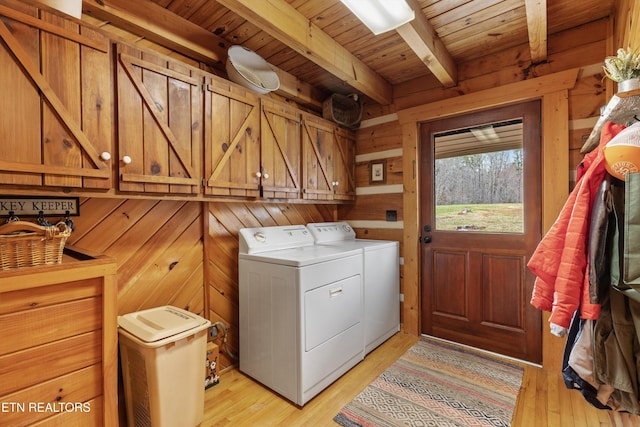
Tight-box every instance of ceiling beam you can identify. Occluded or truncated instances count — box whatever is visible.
[80,0,323,109]
[395,0,457,88]
[82,0,227,65]
[216,0,393,105]
[524,0,548,62]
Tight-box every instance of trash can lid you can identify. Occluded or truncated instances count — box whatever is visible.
[117,306,209,343]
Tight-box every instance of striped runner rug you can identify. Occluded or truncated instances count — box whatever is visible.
[334,336,524,427]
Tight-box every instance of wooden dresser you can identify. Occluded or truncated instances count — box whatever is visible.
[0,246,117,426]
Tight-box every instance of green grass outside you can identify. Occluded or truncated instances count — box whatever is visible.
[435,203,523,233]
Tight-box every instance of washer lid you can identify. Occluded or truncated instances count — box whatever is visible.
[118,305,208,343]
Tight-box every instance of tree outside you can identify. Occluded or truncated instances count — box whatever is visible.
[434,149,524,233]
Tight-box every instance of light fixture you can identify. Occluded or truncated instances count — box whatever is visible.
[340,0,415,35]
[38,0,82,19]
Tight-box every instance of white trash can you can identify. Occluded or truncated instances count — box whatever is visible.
[118,306,211,427]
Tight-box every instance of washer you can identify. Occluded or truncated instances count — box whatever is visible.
[238,225,364,406]
[307,222,400,355]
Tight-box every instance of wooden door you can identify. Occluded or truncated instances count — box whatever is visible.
[420,101,542,363]
[0,4,112,189]
[301,113,335,201]
[116,43,203,195]
[332,127,356,201]
[260,98,301,199]
[204,74,260,198]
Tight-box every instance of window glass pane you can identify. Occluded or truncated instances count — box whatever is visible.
[433,119,524,233]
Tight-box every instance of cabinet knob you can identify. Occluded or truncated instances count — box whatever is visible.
[263,172,269,180]
[100,151,111,161]
[122,155,132,165]
[255,172,261,178]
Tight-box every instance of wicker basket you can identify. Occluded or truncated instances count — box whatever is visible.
[0,221,71,270]
[322,93,362,129]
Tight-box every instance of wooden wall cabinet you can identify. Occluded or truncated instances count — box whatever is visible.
[332,127,357,201]
[0,247,118,426]
[301,112,356,201]
[0,4,355,202]
[205,80,307,200]
[0,4,112,190]
[259,98,302,199]
[204,74,261,198]
[116,43,204,196]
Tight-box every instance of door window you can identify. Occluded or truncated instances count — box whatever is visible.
[433,119,523,233]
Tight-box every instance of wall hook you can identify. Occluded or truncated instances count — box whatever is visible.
[37,211,51,226]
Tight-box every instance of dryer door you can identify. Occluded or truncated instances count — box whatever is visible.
[304,274,361,351]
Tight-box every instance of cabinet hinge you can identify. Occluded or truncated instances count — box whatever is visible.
[201,177,205,187]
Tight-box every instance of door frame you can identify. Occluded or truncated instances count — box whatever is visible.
[397,68,579,371]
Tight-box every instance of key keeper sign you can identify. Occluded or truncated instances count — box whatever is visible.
[0,196,79,224]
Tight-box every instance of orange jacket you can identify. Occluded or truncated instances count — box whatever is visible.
[528,121,626,329]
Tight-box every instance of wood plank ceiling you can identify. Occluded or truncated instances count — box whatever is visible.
[82,0,615,107]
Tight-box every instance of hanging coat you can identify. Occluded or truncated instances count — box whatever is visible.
[528,121,627,332]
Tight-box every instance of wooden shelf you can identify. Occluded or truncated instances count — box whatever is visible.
[580,88,640,153]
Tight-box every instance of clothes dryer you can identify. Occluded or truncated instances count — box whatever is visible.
[238,225,364,405]
[307,222,400,354]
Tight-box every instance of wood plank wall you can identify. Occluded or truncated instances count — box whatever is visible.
[614,0,640,53]
[338,120,405,324]
[66,198,206,317]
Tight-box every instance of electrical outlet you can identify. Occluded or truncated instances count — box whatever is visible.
[386,210,397,221]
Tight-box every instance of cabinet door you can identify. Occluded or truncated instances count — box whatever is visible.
[260,98,301,199]
[301,113,335,200]
[204,74,260,198]
[0,5,111,189]
[333,127,356,201]
[116,43,203,194]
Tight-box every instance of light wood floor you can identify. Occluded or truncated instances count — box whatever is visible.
[202,332,632,426]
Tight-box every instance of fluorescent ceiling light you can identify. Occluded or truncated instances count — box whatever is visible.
[38,0,82,19]
[340,0,415,35]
